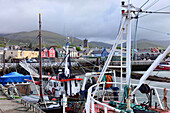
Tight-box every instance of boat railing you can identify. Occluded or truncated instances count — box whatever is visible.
[86,82,122,113]
[86,82,170,113]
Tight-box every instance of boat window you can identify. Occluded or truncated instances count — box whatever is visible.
[61,83,63,86]
[49,81,52,87]
[54,82,57,87]
[75,80,77,87]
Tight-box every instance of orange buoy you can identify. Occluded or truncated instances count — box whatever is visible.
[94,77,97,82]
[48,72,50,75]
[105,75,113,88]
[52,98,57,101]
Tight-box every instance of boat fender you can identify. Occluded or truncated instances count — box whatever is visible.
[85,83,92,98]
[91,77,96,85]
[138,84,150,94]
[85,83,92,90]
[52,87,55,94]
[112,87,119,101]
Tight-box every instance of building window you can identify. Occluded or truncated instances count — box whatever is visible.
[49,81,52,87]
[11,52,13,54]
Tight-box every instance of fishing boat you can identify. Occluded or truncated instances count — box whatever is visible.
[43,40,85,113]
[85,0,170,113]
[155,63,170,71]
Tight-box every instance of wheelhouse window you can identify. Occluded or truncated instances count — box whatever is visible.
[49,81,52,87]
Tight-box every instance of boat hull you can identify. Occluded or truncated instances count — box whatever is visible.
[155,65,170,71]
[41,107,62,113]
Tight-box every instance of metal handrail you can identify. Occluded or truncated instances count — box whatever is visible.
[86,81,170,113]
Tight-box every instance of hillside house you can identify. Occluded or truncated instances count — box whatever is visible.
[41,48,48,58]
[151,48,159,53]
[48,47,55,58]
[0,50,3,63]
[41,47,56,58]
[5,50,39,62]
[8,45,20,50]
[83,49,92,55]
[56,47,79,58]
[91,48,109,57]
[78,51,84,57]
[56,48,65,58]
[69,48,79,58]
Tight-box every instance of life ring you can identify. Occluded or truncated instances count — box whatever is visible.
[52,87,55,94]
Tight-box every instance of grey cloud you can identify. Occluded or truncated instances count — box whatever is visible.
[0,0,170,42]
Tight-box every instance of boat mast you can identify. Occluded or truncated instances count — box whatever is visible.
[65,37,70,77]
[3,39,6,75]
[126,0,132,110]
[126,0,132,86]
[39,13,43,101]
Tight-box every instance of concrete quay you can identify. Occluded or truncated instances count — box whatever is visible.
[0,89,33,113]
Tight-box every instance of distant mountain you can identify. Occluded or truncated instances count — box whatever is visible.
[0,30,106,48]
[89,41,112,48]
[152,40,170,47]
[2,30,71,46]
[136,39,166,49]
[90,39,167,49]
[0,30,169,49]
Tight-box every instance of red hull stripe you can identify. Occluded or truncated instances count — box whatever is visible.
[48,77,83,82]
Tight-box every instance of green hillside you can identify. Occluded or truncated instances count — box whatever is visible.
[0,30,168,49]
[1,30,108,48]
[89,41,112,48]
[136,39,165,49]
[3,30,70,47]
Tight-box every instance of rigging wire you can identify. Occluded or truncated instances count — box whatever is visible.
[41,37,56,76]
[79,58,97,66]
[139,5,170,18]
[43,53,70,90]
[128,0,150,86]
[140,0,150,9]
[143,0,159,10]
[137,26,170,36]
[74,59,86,74]
[140,11,170,14]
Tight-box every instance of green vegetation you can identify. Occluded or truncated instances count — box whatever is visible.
[0,43,4,47]
[57,45,62,48]
[76,47,81,51]
[116,47,121,49]
[0,97,7,100]
[35,43,47,48]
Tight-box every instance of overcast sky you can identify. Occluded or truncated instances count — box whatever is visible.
[0,0,170,43]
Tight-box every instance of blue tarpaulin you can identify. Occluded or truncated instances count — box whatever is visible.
[0,72,32,86]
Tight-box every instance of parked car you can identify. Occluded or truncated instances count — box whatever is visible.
[27,59,37,63]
